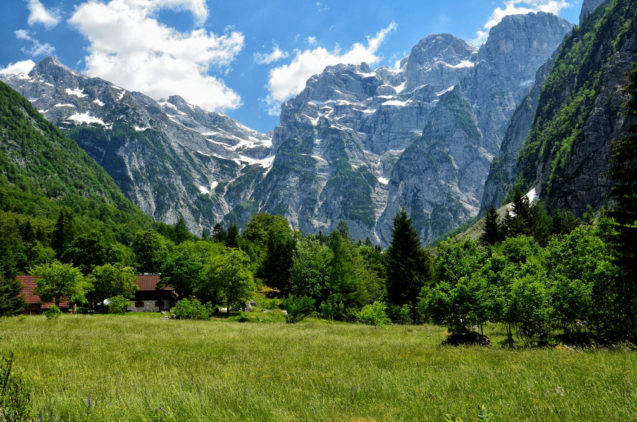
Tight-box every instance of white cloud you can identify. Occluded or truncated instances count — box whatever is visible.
[472,0,572,45]
[68,0,243,111]
[0,60,36,76]
[306,36,317,46]
[264,21,397,115]
[254,45,289,65]
[14,29,56,57]
[26,0,60,29]
[316,2,329,12]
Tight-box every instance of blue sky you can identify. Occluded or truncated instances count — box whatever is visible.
[0,0,582,132]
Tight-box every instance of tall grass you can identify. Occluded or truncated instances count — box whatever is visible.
[0,314,635,421]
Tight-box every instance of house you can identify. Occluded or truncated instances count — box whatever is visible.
[17,274,175,313]
[129,274,176,312]
[17,275,70,314]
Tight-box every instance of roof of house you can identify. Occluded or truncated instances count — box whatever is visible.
[136,274,174,292]
[17,275,70,309]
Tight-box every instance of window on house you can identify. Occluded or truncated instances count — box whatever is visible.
[135,301,144,308]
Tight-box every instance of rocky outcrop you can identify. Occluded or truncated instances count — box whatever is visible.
[1,57,272,234]
[248,12,571,245]
[580,0,608,23]
[492,0,637,216]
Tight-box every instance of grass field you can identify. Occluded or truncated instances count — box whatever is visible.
[0,314,635,421]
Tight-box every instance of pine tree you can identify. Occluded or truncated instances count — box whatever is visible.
[0,277,25,316]
[480,207,503,245]
[51,210,75,256]
[212,223,226,243]
[174,218,190,245]
[225,225,240,248]
[606,58,637,339]
[386,210,432,319]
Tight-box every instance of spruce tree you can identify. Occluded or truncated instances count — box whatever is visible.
[0,277,25,316]
[386,210,432,319]
[480,207,502,245]
[225,225,240,248]
[174,218,190,244]
[606,58,637,339]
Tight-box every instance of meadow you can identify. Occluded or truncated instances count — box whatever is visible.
[0,314,635,421]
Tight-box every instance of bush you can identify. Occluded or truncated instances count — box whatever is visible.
[282,295,315,323]
[172,298,211,320]
[0,353,31,421]
[357,301,391,327]
[387,304,412,324]
[108,296,129,314]
[44,305,62,320]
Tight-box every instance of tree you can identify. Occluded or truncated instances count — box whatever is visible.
[173,218,190,245]
[260,231,295,294]
[132,230,169,273]
[61,233,117,275]
[225,225,240,248]
[0,277,25,316]
[212,223,226,243]
[30,261,90,307]
[87,264,137,307]
[504,187,533,237]
[200,249,255,311]
[51,210,75,256]
[385,210,432,319]
[160,242,205,299]
[480,207,503,245]
[288,236,331,302]
[605,58,637,340]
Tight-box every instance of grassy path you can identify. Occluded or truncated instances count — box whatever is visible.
[1,314,635,421]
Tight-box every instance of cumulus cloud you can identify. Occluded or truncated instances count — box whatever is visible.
[264,21,396,115]
[306,36,317,46]
[254,45,289,65]
[26,0,60,28]
[472,0,572,45]
[0,60,36,76]
[68,0,244,111]
[14,29,56,57]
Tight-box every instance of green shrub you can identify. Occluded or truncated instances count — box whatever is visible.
[0,353,31,421]
[357,301,391,327]
[172,298,211,320]
[108,296,129,314]
[387,304,412,324]
[282,295,315,323]
[44,305,62,320]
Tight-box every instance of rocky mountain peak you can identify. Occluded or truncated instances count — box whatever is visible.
[30,56,78,83]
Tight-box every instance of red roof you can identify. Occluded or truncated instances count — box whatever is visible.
[17,275,70,309]
[136,274,174,292]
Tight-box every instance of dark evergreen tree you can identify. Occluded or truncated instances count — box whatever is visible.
[174,218,190,245]
[225,225,240,248]
[261,231,296,294]
[51,210,75,256]
[606,58,637,340]
[551,209,580,236]
[0,277,24,316]
[480,207,503,245]
[504,187,532,237]
[386,210,432,319]
[212,223,227,243]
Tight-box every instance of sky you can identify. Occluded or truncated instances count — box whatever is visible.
[0,0,583,133]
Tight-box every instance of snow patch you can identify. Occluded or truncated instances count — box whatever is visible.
[65,88,87,98]
[440,60,475,69]
[53,103,76,108]
[93,99,104,107]
[378,177,389,185]
[394,81,407,94]
[66,112,109,128]
[198,185,209,194]
[381,99,411,107]
[436,86,455,96]
[240,155,275,169]
[520,79,534,87]
[134,125,150,132]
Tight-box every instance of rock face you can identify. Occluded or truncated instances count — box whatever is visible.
[248,12,571,245]
[1,57,272,234]
[485,0,637,217]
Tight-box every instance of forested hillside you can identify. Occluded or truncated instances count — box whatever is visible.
[0,81,153,277]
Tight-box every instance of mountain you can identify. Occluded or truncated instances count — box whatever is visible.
[482,0,637,216]
[1,13,572,245]
[0,58,272,235]
[246,12,572,245]
[0,81,152,241]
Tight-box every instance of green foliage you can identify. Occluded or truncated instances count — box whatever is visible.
[200,249,255,311]
[282,295,315,323]
[44,305,62,320]
[159,241,206,299]
[0,353,31,421]
[357,301,391,327]
[30,261,90,307]
[0,277,24,317]
[172,298,211,320]
[88,264,137,307]
[288,236,331,301]
[386,210,433,320]
[132,230,170,274]
[480,207,503,246]
[108,295,129,314]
